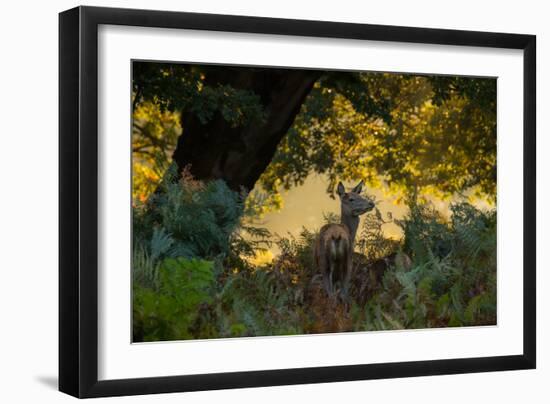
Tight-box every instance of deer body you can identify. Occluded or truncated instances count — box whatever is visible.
[314,181,375,297]
[315,223,351,296]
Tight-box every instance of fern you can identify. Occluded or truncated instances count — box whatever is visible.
[150,227,174,261]
[133,244,160,289]
[134,165,246,263]
[133,170,497,340]
[133,258,215,342]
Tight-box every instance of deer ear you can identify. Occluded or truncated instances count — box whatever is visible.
[352,180,364,194]
[337,182,345,197]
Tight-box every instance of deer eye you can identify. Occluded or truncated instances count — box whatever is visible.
[348,197,354,202]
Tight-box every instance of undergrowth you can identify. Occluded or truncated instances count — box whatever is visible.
[132,172,496,342]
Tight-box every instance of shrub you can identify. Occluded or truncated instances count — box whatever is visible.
[133,258,215,341]
[354,199,497,331]
[132,165,248,290]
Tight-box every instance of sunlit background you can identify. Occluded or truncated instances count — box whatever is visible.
[247,173,494,264]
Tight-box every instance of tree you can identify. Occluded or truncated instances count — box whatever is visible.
[132,62,496,205]
[172,67,321,191]
[261,73,496,201]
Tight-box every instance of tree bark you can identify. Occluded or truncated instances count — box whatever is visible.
[171,67,321,192]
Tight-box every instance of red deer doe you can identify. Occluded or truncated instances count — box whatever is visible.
[314,181,375,298]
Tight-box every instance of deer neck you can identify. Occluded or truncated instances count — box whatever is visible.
[341,211,359,246]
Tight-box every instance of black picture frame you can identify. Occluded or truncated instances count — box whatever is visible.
[59,5,536,398]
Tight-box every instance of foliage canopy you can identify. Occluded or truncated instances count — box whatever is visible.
[132,62,496,207]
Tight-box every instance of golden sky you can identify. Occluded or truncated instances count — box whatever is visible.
[247,173,494,264]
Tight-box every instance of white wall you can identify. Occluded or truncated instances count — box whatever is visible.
[0,0,546,402]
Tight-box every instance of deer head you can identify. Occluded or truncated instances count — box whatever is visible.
[337,180,374,217]
[336,180,375,245]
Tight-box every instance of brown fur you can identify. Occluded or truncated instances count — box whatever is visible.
[314,224,352,296]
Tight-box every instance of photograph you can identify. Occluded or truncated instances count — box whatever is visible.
[131,61,497,343]
[0,0,542,401]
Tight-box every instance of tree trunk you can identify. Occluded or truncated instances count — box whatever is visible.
[171,67,321,192]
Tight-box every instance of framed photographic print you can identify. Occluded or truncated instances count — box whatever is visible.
[59,6,536,398]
